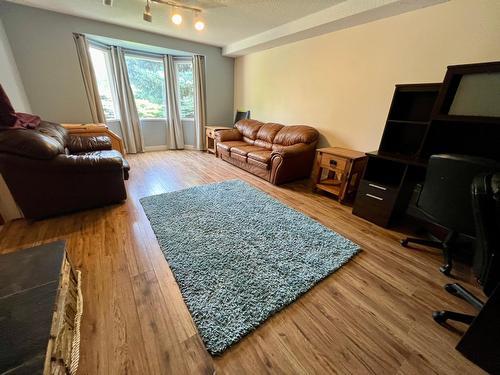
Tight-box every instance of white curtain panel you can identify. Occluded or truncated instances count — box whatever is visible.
[164,55,185,150]
[193,55,207,151]
[73,33,105,124]
[110,46,144,154]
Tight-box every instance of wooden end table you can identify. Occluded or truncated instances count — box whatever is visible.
[205,125,232,155]
[312,147,367,203]
[62,123,126,155]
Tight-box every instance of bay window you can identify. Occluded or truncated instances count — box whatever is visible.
[89,45,120,121]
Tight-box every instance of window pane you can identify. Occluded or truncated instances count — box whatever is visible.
[89,47,117,120]
[125,55,166,119]
[176,62,195,119]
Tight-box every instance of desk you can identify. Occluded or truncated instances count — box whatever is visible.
[456,285,500,373]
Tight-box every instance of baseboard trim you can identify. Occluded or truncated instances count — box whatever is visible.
[144,145,168,152]
[144,145,201,152]
[184,145,202,151]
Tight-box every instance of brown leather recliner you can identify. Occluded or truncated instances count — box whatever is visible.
[0,121,130,219]
[215,119,319,185]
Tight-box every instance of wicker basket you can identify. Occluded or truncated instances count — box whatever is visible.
[43,255,83,375]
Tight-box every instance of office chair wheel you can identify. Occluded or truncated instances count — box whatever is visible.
[433,311,447,324]
[400,239,409,247]
[440,263,452,276]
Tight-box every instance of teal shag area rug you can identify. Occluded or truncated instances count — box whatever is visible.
[140,179,360,355]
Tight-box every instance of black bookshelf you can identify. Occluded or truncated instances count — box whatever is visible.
[352,83,440,227]
[353,61,500,227]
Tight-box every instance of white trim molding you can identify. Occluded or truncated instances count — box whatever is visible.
[143,144,200,152]
[223,0,448,57]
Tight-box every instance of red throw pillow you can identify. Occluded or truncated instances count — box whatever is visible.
[0,84,41,129]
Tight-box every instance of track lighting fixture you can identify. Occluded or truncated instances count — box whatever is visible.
[143,0,152,22]
[139,0,206,31]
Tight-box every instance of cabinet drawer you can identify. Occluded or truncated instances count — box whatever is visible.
[352,194,394,227]
[353,181,398,227]
[357,180,398,202]
[319,153,348,171]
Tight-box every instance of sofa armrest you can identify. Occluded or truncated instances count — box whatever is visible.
[271,143,314,159]
[0,153,124,173]
[67,135,112,154]
[270,143,317,185]
[215,128,242,142]
[0,153,127,219]
[51,153,123,172]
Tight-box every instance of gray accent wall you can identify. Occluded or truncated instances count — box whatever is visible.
[108,119,196,150]
[0,2,234,125]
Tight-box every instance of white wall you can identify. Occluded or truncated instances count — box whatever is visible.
[234,0,500,152]
[0,19,31,112]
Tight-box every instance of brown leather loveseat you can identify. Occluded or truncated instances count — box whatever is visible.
[0,121,130,219]
[216,119,319,185]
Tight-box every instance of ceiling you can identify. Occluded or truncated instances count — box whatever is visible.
[4,0,344,45]
[4,0,447,56]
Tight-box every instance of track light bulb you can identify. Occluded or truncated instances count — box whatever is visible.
[194,20,205,31]
[171,13,182,25]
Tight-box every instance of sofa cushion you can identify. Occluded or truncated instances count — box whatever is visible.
[235,119,263,141]
[256,123,284,143]
[86,150,129,175]
[247,150,272,164]
[217,141,248,152]
[230,152,247,163]
[231,145,267,156]
[247,157,269,170]
[274,125,319,146]
[254,123,284,149]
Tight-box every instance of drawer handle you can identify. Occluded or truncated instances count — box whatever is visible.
[368,183,387,191]
[366,193,383,201]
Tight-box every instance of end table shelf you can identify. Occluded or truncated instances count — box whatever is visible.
[312,147,367,204]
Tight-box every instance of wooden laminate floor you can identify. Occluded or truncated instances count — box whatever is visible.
[0,151,486,374]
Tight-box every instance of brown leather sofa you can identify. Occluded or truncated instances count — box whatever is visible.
[215,119,319,185]
[0,121,130,219]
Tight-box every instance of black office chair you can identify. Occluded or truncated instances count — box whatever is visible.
[433,173,500,324]
[401,154,499,275]
[234,110,250,124]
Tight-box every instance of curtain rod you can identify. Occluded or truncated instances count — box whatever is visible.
[122,48,192,60]
[86,36,200,60]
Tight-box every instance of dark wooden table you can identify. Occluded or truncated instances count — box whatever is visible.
[456,284,500,374]
[0,241,66,374]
